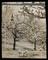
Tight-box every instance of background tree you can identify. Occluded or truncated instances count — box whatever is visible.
[18,3,46,50]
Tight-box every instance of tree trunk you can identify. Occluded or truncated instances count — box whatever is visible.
[13,37,16,50]
[34,39,36,50]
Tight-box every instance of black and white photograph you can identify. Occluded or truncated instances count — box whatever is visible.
[2,2,46,58]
